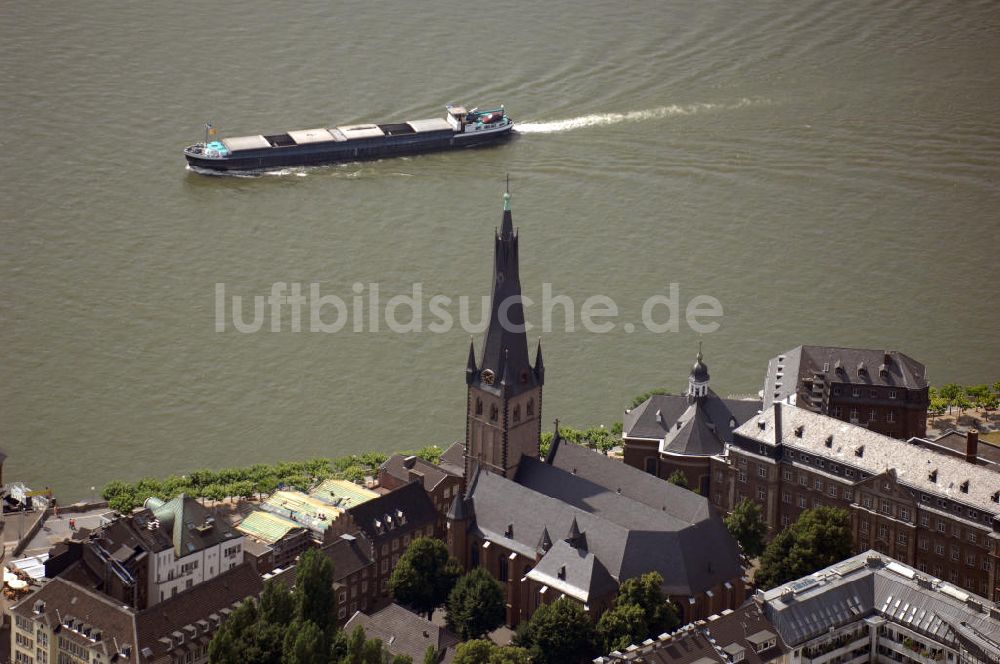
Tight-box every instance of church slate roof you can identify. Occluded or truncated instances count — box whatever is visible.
[466,445,743,597]
[624,391,761,453]
[526,539,618,603]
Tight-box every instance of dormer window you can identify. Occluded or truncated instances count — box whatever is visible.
[960,480,969,494]
[928,469,937,483]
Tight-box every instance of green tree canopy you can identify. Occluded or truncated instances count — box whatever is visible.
[724,498,768,559]
[755,506,853,590]
[453,640,532,664]
[597,602,648,653]
[390,537,462,618]
[614,571,679,636]
[446,567,506,640]
[515,597,598,664]
[282,620,327,664]
[294,548,335,634]
[666,470,689,490]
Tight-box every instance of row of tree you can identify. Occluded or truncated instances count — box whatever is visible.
[99,446,442,514]
[929,382,1000,418]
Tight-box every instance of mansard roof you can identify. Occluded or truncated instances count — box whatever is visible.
[736,404,1000,515]
[624,390,761,452]
[763,345,928,408]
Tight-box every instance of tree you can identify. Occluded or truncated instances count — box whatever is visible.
[724,498,768,559]
[938,383,962,413]
[755,506,852,590]
[453,640,531,664]
[423,645,439,664]
[666,470,689,490]
[614,572,679,637]
[259,578,295,626]
[446,567,506,640]
[282,620,327,664]
[294,548,335,634]
[515,597,598,664]
[389,537,462,618]
[597,603,648,653]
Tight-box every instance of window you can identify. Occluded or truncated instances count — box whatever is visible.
[878,524,888,540]
[853,387,862,397]
[860,519,869,533]
[899,508,910,522]
[919,538,928,551]
[920,514,929,526]
[968,531,977,544]
[757,487,767,501]
[889,390,897,399]
[832,406,843,418]
[937,521,946,533]
[833,387,841,396]
[526,399,534,417]
[862,495,873,509]
[879,499,891,515]
[475,398,483,415]
[645,457,657,475]
[798,496,807,508]
[758,466,768,478]
[983,559,992,572]
[951,546,960,561]
[739,471,747,484]
[846,468,855,478]
[965,553,976,567]
[849,408,859,422]
[887,411,896,423]
[843,489,854,501]
[897,533,907,546]
[935,543,945,556]
[513,405,521,423]
[499,557,509,582]
[814,479,823,491]
[870,390,877,399]
[828,485,837,498]
[490,404,498,421]
[780,515,790,527]
[799,474,807,486]
[783,469,792,481]
[782,492,791,504]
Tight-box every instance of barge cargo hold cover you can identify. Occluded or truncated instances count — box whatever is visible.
[183,104,514,173]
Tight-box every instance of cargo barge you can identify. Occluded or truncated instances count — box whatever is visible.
[183,104,514,173]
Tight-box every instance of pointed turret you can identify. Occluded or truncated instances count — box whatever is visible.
[566,517,587,551]
[536,526,553,556]
[500,348,515,393]
[465,338,478,386]
[534,339,545,385]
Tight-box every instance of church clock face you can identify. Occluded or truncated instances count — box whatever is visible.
[481,369,496,385]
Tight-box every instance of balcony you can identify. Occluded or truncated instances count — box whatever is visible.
[877,636,946,664]
[802,633,870,664]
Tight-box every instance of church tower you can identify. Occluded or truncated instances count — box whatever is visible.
[464,189,544,480]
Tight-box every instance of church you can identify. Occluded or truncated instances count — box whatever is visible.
[442,191,746,626]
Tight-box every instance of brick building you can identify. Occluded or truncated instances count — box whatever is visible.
[10,563,262,664]
[378,453,463,536]
[622,345,760,495]
[762,346,930,439]
[711,403,1000,602]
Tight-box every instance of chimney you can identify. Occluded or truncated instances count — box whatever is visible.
[772,403,782,443]
[966,430,979,464]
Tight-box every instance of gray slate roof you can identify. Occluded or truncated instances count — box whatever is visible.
[438,441,466,478]
[466,445,742,597]
[624,391,761,456]
[345,603,459,664]
[763,345,928,408]
[381,453,458,493]
[347,482,437,546]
